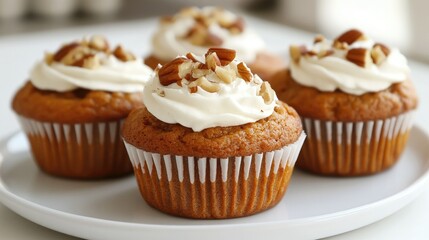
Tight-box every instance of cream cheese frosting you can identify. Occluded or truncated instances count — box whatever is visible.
[143,49,277,132]
[151,6,265,63]
[30,36,153,93]
[289,30,410,95]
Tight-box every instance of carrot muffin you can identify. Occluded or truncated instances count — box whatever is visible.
[12,35,153,179]
[144,6,285,80]
[123,48,305,219]
[270,29,418,176]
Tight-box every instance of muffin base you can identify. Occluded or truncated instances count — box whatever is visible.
[18,116,133,179]
[124,133,305,219]
[298,111,414,176]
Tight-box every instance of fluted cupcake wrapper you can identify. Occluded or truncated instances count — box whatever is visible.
[123,133,306,219]
[17,116,133,179]
[298,111,415,176]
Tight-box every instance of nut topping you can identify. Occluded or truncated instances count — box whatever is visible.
[314,35,325,44]
[289,45,307,63]
[371,45,387,65]
[53,42,80,62]
[168,7,246,46]
[113,45,136,62]
[346,48,371,68]
[186,52,202,63]
[88,35,109,52]
[205,52,221,71]
[237,62,253,82]
[206,48,236,66]
[215,67,235,83]
[158,57,188,86]
[188,76,221,93]
[49,36,137,70]
[373,43,390,56]
[335,29,366,45]
[259,82,274,104]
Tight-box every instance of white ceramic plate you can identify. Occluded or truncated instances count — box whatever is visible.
[0,126,428,240]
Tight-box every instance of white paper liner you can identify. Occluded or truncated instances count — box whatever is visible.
[123,133,305,218]
[124,133,306,183]
[17,115,132,178]
[299,111,415,175]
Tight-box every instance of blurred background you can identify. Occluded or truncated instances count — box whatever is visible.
[0,0,427,62]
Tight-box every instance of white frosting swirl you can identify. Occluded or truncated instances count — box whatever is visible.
[290,39,410,95]
[143,61,276,132]
[31,55,153,93]
[151,7,265,63]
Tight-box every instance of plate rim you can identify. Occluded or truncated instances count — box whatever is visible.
[0,125,428,239]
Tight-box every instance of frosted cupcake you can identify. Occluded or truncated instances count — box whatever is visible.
[270,29,418,176]
[123,48,305,219]
[144,6,285,80]
[12,36,153,179]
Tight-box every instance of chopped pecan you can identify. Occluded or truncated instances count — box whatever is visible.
[206,48,236,66]
[259,81,275,104]
[289,45,307,63]
[113,45,136,62]
[88,35,109,52]
[188,76,220,93]
[237,62,253,81]
[158,57,188,86]
[335,29,366,45]
[206,52,221,71]
[53,42,80,62]
[346,48,371,67]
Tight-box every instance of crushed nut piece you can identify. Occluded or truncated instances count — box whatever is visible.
[188,76,220,93]
[53,42,80,62]
[371,45,387,65]
[259,82,274,104]
[186,52,202,63]
[158,57,188,86]
[206,48,236,66]
[289,45,307,63]
[205,52,221,71]
[335,29,366,45]
[88,35,109,52]
[314,35,325,44]
[346,48,371,68]
[215,67,235,83]
[72,54,100,69]
[113,45,136,62]
[332,41,349,50]
[237,62,253,81]
[373,43,390,56]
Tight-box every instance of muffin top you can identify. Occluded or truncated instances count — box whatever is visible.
[12,36,151,123]
[123,102,301,158]
[124,48,302,157]
[31,35,153,93]
[289,29,410,95]
[150,6,265,63]
[271,29,418,121]
[143,48,277,132]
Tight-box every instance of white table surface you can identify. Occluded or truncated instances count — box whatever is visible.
[0,17,428,240]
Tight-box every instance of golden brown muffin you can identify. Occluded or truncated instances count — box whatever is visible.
[123,102,302,158]
[11,35,151,179]
[271,29,418,176]
[123,48,305,219]
[270,69,418,121]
